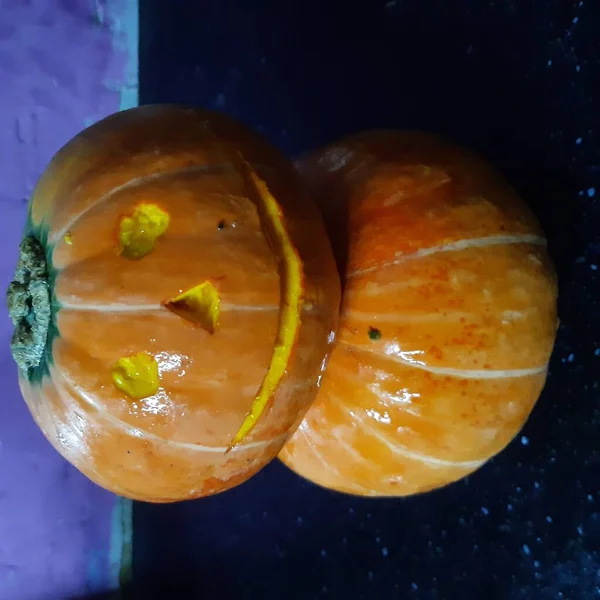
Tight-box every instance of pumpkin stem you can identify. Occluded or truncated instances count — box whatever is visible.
[6,236,51,374]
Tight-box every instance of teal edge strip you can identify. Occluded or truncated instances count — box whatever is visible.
[102,0,139,594]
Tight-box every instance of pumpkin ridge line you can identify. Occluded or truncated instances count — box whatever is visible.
[347,406,487,469]
[378,169,452,207]
[297,426,376,495]
[347,234,547,278]
[52,368,286,454]
[345,308,536,323]
[49,162,269,245]
[337,340,548,380]
[346,309,474,323]
[58,301,280,314]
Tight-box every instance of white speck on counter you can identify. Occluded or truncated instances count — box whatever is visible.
[411,583,419,591]
[594,348,600,356]
[382,547,388,557]
[546,516,553,523]
[588,187,596,197]
[577,525,584,535]
[567,353,575,362]
[320,549,327,558]
[547,59,553,66]
[481,507,489,516]
[523,544,531,556]
[521,436,530,445]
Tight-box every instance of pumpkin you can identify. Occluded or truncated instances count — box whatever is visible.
[7,105,340,502]
[279,131,558,497]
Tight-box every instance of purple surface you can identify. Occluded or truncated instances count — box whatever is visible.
[0,1,133,598]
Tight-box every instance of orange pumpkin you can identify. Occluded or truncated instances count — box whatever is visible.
[7,105,340,502]
[279,131,558,497]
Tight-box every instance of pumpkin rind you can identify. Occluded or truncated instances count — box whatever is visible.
[8,105,340,502]
[279,130,558,497]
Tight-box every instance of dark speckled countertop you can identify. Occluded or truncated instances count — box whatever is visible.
[133,1,600,598]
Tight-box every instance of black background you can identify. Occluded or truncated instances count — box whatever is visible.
[134,1,600,598]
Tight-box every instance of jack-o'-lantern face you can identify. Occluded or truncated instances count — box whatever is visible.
[7,105,340,502]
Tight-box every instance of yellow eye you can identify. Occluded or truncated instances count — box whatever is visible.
[111,352,160,400]
[119,203,170,260]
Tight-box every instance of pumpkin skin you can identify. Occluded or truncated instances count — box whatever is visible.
[279,131,558,497]
[7,105,340,502]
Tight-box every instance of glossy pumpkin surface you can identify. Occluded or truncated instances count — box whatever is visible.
[279,131,558,497]
[7,105,340,502]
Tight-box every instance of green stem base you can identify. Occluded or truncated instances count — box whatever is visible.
[7,236,51,375]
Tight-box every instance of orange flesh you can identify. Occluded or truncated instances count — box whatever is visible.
[279,131,558,497]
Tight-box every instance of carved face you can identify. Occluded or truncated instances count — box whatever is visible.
[8,105,340,502]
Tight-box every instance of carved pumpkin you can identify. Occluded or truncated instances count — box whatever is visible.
[7,105,340,502]
[279,131,558,497]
